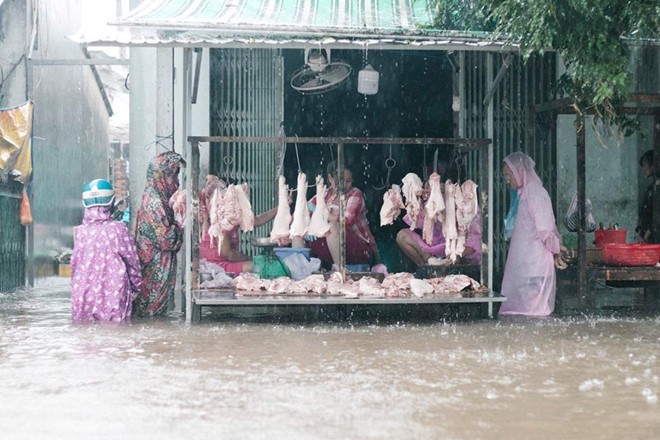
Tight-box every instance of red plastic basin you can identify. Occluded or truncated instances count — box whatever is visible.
[601,243,660,266]
[594,229,627,247]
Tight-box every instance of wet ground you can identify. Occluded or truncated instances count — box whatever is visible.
[1,277,658,439]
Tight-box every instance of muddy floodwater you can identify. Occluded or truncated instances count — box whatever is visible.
[1,278,658,439]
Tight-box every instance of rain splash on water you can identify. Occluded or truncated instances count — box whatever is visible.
[1,277,658,439]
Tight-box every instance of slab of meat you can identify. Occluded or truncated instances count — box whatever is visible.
[382,272,414,290]
[401,173,423,230]
[307,175,331,237]
[235,183,254,232]
[289,172,311,238]
[410,278,434,298]
[267,276,293,294]
[455,179,479,257]
[169,189,186,228]
[270,175,293,245]
[379,184,404,226]
[233,273,270,292]
[427,274,475,296]
[199,176,225,241]
[442,181,459,262]
[357,276,385,297]
[293,274,327,294]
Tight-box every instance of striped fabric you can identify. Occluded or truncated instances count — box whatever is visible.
[116,0,436,35]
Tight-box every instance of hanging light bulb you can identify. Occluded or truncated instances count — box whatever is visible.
[358,64,379,95]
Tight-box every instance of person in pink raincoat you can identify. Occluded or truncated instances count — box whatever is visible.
[71,179,142,322]
[499,152,567,317]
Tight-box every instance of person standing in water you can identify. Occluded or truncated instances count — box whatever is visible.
[498,152,567,317]
[71,179,142,322]
[134,151,186,317]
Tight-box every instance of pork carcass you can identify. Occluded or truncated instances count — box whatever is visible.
[410,278,434,298]
[380,184,405,226]
[307,175,331,237]
[208,184,252,254]
[442,181,459,262]
[235,183,254,232]
[421,173,445,244]
[401,173,423,230]
[270,175,293,245]
[199,176,225,241]
[455,180,479,257]
[289,172,311,238]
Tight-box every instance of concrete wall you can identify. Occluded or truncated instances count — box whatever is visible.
[0,0,28,109]
[8,0,110,272]
[556,47,659,246]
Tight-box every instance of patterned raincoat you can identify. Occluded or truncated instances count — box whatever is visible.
[71,206,142,322]
[135,151,185,317]
[499,152,562,317]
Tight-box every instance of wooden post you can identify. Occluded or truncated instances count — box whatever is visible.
[576,115,590,308]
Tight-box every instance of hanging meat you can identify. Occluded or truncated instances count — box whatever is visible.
[455,179,479,257]
[289,172,311,238]
[401,173,423,230]
[235,183,254,232]
[208,183,255,254]
[380,184,404,226]
[307,175,331,237]
[442,180,459,262]
[270,175,293,245]
[169,189,186,228]
[199,176,225,241]
[422,172,445,245]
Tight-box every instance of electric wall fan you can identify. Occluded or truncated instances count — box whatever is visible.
[290,49,352,95]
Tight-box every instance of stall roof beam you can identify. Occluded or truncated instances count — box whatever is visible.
[189,136,490,152]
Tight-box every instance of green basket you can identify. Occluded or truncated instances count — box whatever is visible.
[252,254,291,279]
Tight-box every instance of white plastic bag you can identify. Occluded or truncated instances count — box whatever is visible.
[283,253,321,281]
[564,192,597,232]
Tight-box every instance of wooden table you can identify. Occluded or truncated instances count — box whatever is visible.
[559,264,660,309]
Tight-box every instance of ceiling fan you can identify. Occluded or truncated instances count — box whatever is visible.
[290,48,352,95]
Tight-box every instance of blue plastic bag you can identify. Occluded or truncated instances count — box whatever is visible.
[503,189,519,241]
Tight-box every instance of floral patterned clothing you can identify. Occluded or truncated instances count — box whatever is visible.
[71,206,142,322]
[134,151,185,317]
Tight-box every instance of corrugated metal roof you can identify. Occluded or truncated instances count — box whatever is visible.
[71,0,514,50]
[117,0,436,34]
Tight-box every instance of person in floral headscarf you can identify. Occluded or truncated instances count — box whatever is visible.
[134,151,186,317]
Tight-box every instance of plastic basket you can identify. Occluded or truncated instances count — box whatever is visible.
[601,243,660,266]
[593,229,627,247]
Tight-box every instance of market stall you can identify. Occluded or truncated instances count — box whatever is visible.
[184,135,505,322]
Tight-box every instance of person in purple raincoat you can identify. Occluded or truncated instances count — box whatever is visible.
[71,179,142,322]
[134,151,185,317]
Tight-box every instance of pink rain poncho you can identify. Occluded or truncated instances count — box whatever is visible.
[499,152,561,316]
[71,206,143,321]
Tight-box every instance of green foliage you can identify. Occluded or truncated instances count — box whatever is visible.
[430,0,660,138]
[427,0,495,32]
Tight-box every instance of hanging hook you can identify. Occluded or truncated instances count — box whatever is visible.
[373,145,396,190]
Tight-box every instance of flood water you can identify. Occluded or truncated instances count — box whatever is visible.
[1,277,658,439]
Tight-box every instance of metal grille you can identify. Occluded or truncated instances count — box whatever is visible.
[0,184,26,292]
[461,51,557,274]
[209,48,283,255]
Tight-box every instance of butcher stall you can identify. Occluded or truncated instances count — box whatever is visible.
[183,135,505,322]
